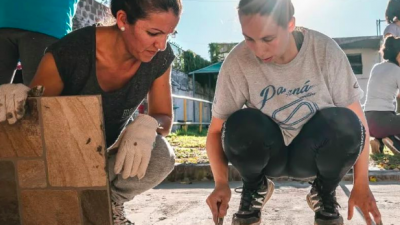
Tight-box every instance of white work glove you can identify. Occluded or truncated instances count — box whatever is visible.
[109,114,159,180]
[0,84,31,124]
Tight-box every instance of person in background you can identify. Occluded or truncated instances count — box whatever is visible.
[384,0,400,37]
[0,0,79,85]
[384,0,400,116]
[365,35,400,155]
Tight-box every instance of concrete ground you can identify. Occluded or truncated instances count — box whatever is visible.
[125,181,399,225]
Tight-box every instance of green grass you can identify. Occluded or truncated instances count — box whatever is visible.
[174,147,209,164]
[167,135,206,148]
[168,129,400,169]
[172,125,208,137]
[370,148,400,170]
[167,126,208,164]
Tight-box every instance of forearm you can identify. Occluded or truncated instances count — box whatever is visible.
[150,113,172,136]
[206,132,229,185]
[353,115,370,185]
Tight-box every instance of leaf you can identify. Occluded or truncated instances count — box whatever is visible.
[369,176,377,182]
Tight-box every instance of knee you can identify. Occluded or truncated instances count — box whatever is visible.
[318,107,365,154]
[319,108,362,135]
[153,135,175,175]
[223,108,281,156]
[365,113,388,138]
[224,108,269,130]
[318,107,359,126]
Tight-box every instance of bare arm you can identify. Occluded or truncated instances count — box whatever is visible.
[147,66,173,136]
[30,53,64,96]
[346,101,369,184]
[206,116,232,222]
[347,101,382,225]
[206,116,229,185]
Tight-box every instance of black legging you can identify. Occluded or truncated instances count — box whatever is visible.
[222,107,365,192]
[365,111,400,138]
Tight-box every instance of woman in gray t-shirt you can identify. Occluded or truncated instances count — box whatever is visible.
[365,36,400,155]
[206,1,381,225]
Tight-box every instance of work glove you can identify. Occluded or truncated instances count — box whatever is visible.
[0,84,31,124]
[109,114,159,180]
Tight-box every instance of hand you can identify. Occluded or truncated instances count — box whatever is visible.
[110,114,159,180]
[0,84,31,124]
[348,183,382,225]
[206,183,231,224]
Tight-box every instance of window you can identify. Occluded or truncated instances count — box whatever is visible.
[346,54,363,75]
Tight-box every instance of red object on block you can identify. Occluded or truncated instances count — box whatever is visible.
[138,104,145,114]
[16,62,22,70]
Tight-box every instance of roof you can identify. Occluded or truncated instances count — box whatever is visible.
[189,62,223,75]
[333,36,382,49]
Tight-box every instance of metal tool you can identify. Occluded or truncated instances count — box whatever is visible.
[216,202,224,225]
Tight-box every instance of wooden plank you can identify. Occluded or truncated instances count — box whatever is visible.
[41,96,107,187]
[0,161,20,225]
[0,98,43,158]
[17,160,47,188]
[21,190,81,225]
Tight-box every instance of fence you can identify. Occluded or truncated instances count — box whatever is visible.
[172,94,212,133]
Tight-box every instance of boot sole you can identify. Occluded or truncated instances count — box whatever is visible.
[231,179,275,225]
[263,179,275,208]
[306,196,343,225]
[314,217,344,225]
[383,137,400,155]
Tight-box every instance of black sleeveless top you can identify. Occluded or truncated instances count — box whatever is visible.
[46,26,175,146]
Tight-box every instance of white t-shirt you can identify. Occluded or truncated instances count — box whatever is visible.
[212,27,363,145]
[384,23,400,37]
[364,61,400,112]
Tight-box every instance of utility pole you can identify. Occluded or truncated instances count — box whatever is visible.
[376,19,386,36]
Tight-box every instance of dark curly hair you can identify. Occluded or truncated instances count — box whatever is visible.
[111,0,182,25]
[386,0,400,24]
[381,35,400,65]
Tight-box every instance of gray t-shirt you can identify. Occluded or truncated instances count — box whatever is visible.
[364,61,400,112]
[384,23,400,37]
[212,27,363,146]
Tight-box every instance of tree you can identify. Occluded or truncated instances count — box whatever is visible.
[208,43,238,63]
[209,43,221,63]
[170,42,211,73]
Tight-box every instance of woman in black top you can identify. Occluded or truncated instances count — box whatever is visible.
[0,0,182,224]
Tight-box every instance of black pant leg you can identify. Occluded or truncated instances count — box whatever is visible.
[222,108,288,189]
[288,107,365,192]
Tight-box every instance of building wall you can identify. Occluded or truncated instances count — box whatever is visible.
[343,49,382,104]
[171,69,213,130]
[73,0,110,30]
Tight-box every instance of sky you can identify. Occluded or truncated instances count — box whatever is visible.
[172,0,389,60]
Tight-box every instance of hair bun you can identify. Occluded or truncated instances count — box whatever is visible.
[110,0,124,18]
